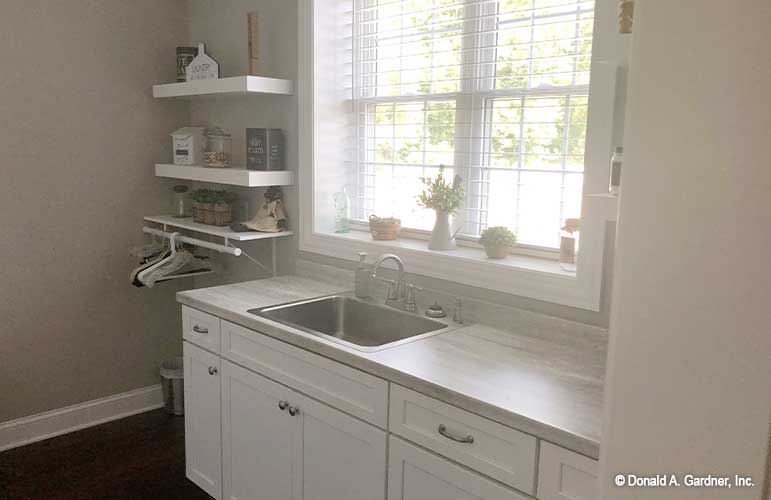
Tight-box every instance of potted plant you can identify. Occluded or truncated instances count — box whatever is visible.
[368,215,401,241]
[479,226,517,259]
[191,189,237,226]
[417,165,465,250]
[212,190,237,226]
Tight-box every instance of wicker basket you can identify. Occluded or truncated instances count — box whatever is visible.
[369,217,401,241]
[193,202,233,226]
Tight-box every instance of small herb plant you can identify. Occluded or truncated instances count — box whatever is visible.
[190,189,238,206]
[479,226,517,248]
[417,165,465,214]
[368,215,401,226]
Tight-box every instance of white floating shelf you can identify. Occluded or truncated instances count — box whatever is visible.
[153,76,293,98]
[155,164,294,187]
[144,215,293,242]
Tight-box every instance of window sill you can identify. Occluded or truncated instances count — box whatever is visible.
[299,228,602,310]
[318,229,576,278]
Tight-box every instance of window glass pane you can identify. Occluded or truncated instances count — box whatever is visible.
[361,0,464,97]
[360,100,456,228]
[479,94,588,247]
[354,0,594,249]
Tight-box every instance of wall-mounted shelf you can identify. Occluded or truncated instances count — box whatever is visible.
[153,76,293,98]
[144,215,293,242]
[155,164,294,187]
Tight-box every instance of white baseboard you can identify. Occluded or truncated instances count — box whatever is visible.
[0,384,165,452]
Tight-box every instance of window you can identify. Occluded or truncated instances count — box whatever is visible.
[299,0,619,310]
[354,0,594,249]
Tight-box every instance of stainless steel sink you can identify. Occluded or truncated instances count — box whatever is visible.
[250,295,452,352]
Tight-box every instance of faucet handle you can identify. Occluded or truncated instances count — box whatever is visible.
[404,284,423,313]
[452,297,463,324]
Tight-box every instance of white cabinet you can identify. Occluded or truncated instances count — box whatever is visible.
[182,309,593,500]
[296,391,386,500]
[389,385,537,494]
[221,360,298,500]
[183,306,221,353]
[536,442,598,500]
[388,437,530,500]
[183,341,222,499]
[220,359,387,500]
[221,320,389,427]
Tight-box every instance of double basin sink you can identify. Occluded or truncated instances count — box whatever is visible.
[250,295,455,352]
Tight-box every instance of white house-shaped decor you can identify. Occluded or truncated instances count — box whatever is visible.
[171,127,204,166]
[186,43,219,82]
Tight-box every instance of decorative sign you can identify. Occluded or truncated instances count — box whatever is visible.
[186,43,219,82]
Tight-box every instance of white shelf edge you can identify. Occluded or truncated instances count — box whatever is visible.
[153,76,293,98]
[155,164,294,187]
[587,193,619,221]
[144,215,293,242]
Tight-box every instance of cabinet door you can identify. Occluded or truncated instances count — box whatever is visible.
[221,360,299,500]
[294,392,387,500]
[184,341,223,500]
[536,442,598,500]
[388,437,530,500]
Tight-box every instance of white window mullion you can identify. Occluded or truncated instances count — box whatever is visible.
[451,0,479,235]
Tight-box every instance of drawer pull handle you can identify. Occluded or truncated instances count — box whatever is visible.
[278,400,288,411]
[438,424,474,444]
[287,405,299,417]
[208,366,218,376]
[192,325,209,335]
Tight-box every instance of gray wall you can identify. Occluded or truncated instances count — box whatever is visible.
[600,2,771,498]
[187,0,299,287]
[0,0,189,422]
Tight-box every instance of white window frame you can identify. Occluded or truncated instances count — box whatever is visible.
[298,0,621,311]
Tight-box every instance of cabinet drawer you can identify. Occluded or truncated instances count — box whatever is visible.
[388,436,530,500]
[221,320,389,427]
[537,442,598,500]
[182,306,221,353]
[389,385,537,494]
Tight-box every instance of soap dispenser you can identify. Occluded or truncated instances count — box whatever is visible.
[354,252,371,298]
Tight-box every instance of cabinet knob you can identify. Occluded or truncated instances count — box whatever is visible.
[287,405,299,417]
[193,325,209,334]
[278,400,288,411]
[208,366,218,376]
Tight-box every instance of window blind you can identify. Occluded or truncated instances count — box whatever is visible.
[354,0,594,249]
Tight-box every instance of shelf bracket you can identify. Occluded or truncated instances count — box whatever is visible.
[224,241,272,276]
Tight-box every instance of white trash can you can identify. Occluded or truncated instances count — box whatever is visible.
[160,357,184,416]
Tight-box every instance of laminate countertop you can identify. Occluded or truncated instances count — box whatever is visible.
[177,272,607,459]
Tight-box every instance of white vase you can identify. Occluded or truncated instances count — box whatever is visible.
[428,210,457,250]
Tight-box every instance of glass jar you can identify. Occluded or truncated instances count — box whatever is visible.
[172,185,191,218]
[203,127,231,168]
[559,218,580,272]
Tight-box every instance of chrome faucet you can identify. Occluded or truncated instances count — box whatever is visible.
[371,253,424,311]
[371,254,405,304]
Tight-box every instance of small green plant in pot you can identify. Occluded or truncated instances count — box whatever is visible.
[191,189,237,226]
[418,165,465,250]
[479,226,517,259]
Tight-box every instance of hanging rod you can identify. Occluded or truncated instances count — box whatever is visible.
[143,226,242,256]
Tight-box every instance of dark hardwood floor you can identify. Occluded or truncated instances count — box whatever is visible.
[0,410,211,500]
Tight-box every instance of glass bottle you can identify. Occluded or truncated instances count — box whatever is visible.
[559,218,580,272]
[203,126,232,168]
[172,185,191,218]
[333,188,351,233]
